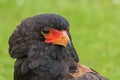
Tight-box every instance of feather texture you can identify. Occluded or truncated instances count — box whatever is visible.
[9,14,108,80]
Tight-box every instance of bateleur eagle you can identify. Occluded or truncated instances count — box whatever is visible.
[9,14,108,80]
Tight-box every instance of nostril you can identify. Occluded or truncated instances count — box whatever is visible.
[61,37,64,39]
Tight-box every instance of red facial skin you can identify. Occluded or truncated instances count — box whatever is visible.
[42,28,69,47]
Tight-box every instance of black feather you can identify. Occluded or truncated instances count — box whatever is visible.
[9,14,79,80]
[9,14,107,80]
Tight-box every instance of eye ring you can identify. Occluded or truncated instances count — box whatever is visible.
[41,27,50,34]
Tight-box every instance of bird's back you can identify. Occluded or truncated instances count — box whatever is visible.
[67,63,108,80]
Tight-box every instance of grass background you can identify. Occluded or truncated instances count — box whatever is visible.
[0,0,120,80]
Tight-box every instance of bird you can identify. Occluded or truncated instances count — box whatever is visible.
[9,14,108,80]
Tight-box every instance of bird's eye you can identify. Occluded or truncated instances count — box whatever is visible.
[41,28,50,34]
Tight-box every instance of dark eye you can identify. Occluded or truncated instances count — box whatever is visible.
[41,28,50,34]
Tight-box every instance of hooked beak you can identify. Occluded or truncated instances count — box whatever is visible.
[44,29,70,47]
[51,31,69,47]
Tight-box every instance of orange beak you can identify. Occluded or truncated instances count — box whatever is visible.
[44,29,69,47]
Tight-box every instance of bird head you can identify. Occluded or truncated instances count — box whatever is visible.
[37,14,70,47]
[9,14,79,62]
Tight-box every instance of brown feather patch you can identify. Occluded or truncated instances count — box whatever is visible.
[69,63,93,77]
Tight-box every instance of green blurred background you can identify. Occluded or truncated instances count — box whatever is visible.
[0,0,120,80]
